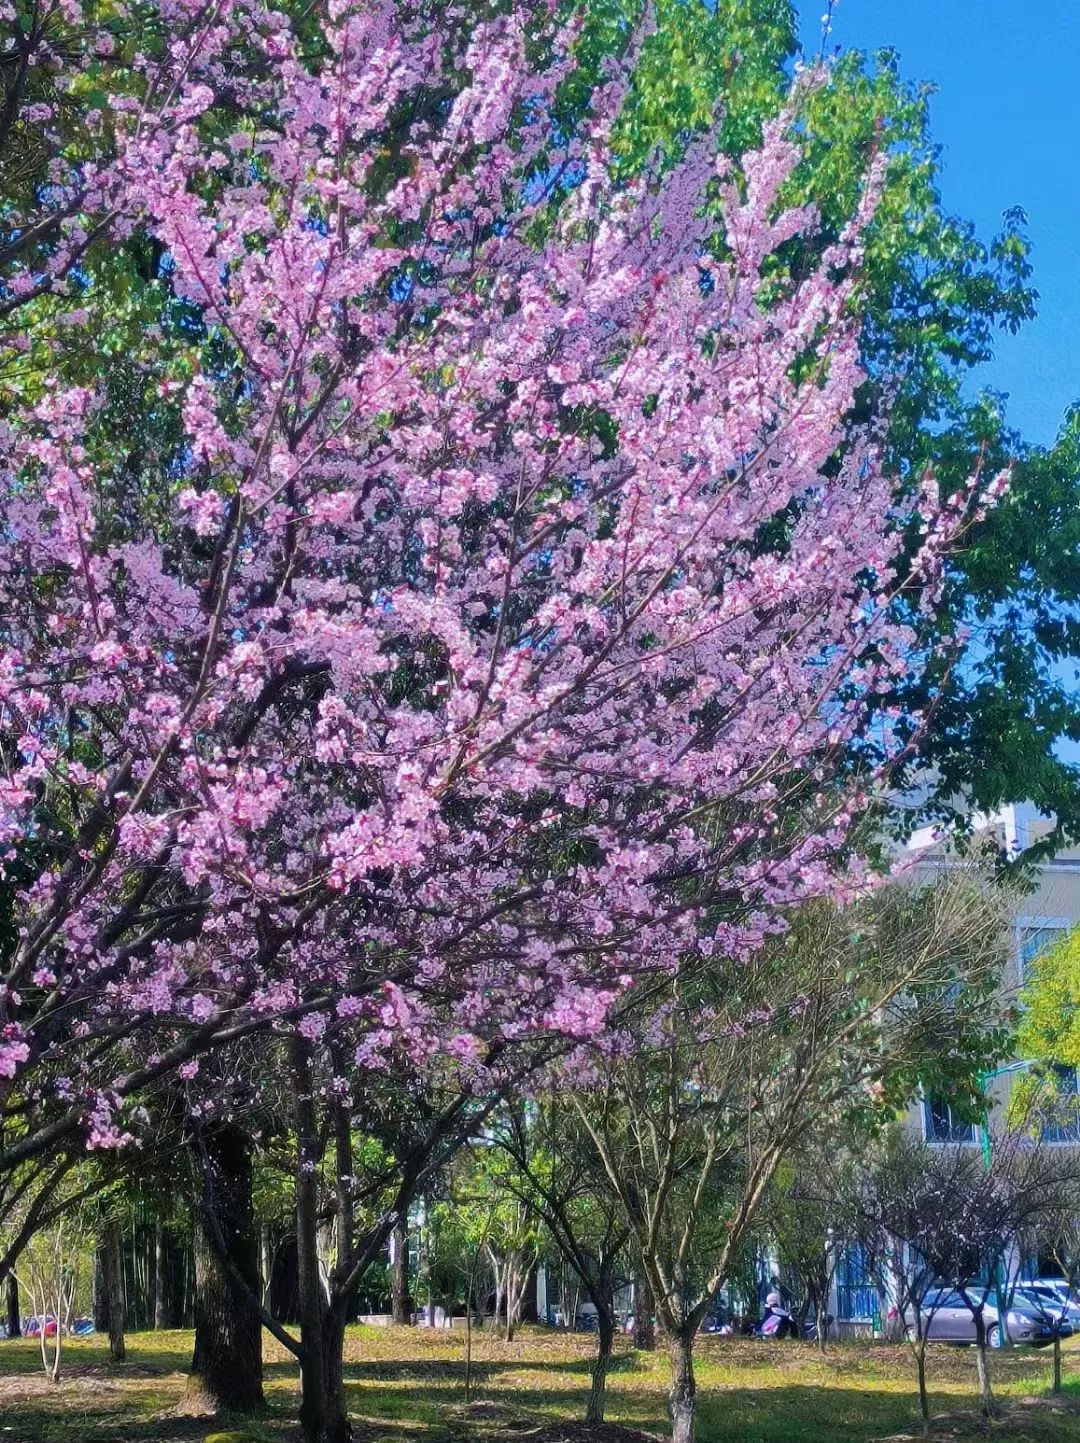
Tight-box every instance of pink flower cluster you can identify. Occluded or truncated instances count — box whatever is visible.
[0,0,995,1147]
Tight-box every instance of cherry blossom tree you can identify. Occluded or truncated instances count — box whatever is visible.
[0,1,1000,1437]
[568,873,1011,1443]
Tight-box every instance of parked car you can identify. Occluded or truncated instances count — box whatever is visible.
[905,1287,1072,1348]
[1033,1277,1080,1306]
[1015,1282,1080,1329]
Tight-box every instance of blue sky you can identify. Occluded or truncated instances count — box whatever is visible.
[796,1,1080,449]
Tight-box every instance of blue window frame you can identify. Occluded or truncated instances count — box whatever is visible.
[835,1243,876,1323]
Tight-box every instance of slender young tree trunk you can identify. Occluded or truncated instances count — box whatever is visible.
[489,1252,504,1337]
[154,1229,168,1329]
[585,1305,615,1424]
[259,1226,272,1311]
[972,1315,995,1418]
[391,1219,410,1325]
[5,1272,20,1339]
[505,1259,520,1343]
[146,1229,159,1334]
[815,1297,827,1353]
[422,1203,436,1328]
[102,1222,126,1364]
[184,1124,264,1414]
[133,1228,146,1330]
[915,1342,930,1437]
[669,1329,697,1443]
[1052,1331,1062,1395]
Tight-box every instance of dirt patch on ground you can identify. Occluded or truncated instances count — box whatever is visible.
[876,1395,1080,1441]
[0,1371,125,1399]
[515,1425,662,1443]
[442,1400,660,1443]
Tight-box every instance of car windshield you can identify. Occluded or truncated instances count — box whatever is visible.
[1037,1281,1077,1299]
[1014,1292,1052,1313]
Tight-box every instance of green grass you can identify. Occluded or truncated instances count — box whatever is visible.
[1,1325,1079,1442]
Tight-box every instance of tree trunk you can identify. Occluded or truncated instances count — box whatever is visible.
[102,1221,126,1364]
[972,1314,995,1418]
[489,1251,504,1337]
[505,1261,519,1342]
[669,1330,696,1443]
[294,1038,351,1443]
[815,1297,827,1353]
[184,1124,264,1414]
[1052,1331,1062,1395]
[5,1271,20,1339]
[146,1229,159,1336]
[419,1201,436,1328]
[585,1306,615,1424]
[321,1301,352,1443]
[391,1219,410,1325]
[915,1342,930,1437]
[93,1246,107,1332]
[633,1270,655,1350]
[154,1230,168,1329]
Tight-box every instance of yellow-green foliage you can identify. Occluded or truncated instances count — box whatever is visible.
[1018,927,1080,1067]
[1011,927,1080,1129]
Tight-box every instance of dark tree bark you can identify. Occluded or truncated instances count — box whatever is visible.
[633,1270,656,1351]
[146,1227,159,1334]
[184,1123,265,1415]
[915,1341,930,1437]
[585,1302,616,1424]
[391,1218,410,1325]
[294,1037,352,1443]
[102,1221,126,1363]
[669,1329,696,1443]
[93,1245,107,1332]
[5,1271,20,1339]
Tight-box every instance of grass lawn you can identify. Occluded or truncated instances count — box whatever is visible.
[1,1325,1079,1442]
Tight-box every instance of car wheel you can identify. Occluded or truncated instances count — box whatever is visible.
[987,1324,1003,1349]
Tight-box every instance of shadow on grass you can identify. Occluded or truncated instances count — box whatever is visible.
[5,1333,1080,1443]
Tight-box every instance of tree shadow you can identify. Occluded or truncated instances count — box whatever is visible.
[5,1332,1080,1443]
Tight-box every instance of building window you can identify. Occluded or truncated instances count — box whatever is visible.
[835,1242,877,1323]
[1041,1064,1080,1144]
[1017,921,1067,978]
[923,1096,978,1145]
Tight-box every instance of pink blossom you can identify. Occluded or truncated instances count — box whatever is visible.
[0,1025,29,1078]
[0,0,990,1153]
